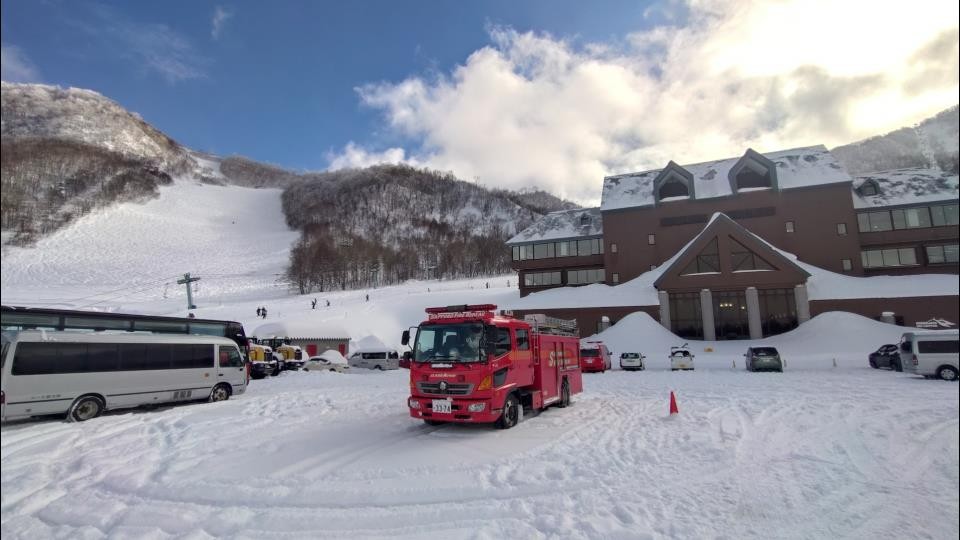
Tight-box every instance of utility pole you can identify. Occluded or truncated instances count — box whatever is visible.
[177,273,201,310]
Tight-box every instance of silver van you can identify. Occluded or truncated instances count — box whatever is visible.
[347,349,399,370]
[899,330,959,381]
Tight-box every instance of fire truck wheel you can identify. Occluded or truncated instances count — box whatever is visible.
[496,394,520,429]
[558,380,571,408]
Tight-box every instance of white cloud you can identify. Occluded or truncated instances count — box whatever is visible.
[331,0,959,205]
[1,43,41,82]
[211,6,233,40]
[326,142,417,170]
[72,4,208,84]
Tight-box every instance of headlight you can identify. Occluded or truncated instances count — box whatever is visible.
[467,403,486,412]
[408,399,421,409]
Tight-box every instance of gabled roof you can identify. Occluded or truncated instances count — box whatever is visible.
[727,148,779,193]
[851,167,959,209]
[653,213,810,289]
[601,145,850,211]
[507,207,602,245]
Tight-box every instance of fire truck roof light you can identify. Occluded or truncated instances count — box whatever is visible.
[425,304,497,314]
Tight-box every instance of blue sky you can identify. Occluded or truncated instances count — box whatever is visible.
[2,1,661,169]
[3,1,958,202]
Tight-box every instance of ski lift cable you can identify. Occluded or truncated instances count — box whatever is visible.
[55,275,183,305]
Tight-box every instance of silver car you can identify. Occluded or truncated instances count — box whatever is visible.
[745,347,783,372]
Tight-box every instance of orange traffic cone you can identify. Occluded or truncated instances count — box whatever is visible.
[669,391,679,415]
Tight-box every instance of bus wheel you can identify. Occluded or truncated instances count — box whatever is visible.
[558,380,571,408]
[68,395,104,422]
[209,384,231,402]
[937,366,958,381]
[375,365,383,371]
[496,394,520,429]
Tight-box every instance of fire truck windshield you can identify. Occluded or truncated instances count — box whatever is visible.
[414,323,485,362]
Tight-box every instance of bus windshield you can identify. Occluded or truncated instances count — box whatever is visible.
[414,323,485,363]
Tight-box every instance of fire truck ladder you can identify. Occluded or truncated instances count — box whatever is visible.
[523,314,578,336]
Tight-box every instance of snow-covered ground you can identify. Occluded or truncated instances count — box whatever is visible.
[2,362,957,539]
[2,179,958,539]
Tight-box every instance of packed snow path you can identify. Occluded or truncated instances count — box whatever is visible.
[2,367,957,539]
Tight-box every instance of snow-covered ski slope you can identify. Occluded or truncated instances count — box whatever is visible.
[1,180,301,306]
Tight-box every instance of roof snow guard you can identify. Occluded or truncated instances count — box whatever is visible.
[852,168,959,209]
[507,207,603,245]
[602,145,850,211]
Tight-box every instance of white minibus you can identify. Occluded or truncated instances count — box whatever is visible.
[899,330,959,381]
[347,348,400,370]
[1,330,248,422]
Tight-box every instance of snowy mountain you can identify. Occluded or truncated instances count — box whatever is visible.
[831,105,959,174]
[1,82,576,292]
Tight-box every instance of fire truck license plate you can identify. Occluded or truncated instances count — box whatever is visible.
[432,399,452,414]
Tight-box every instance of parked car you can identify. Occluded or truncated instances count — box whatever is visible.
[304,350,350,373]
[899,330,959,381]
[670,344,695,371]
[580,341,612,373]
[868,344,901,371]
[745,346,783,372]
[399,351,412,369]
[619,352,646,371]
[347,349,399,370]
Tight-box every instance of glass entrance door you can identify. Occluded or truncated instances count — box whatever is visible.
[713,290,749,340]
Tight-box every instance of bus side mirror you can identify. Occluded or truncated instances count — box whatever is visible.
[401,330,410,346]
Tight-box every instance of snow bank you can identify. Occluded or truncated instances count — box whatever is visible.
[585,310,925,370]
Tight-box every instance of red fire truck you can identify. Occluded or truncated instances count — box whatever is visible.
[401,304,583,429]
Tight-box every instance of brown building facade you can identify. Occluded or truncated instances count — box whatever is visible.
[506,147,959,339]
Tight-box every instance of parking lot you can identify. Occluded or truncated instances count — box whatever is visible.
[2,365,957,539]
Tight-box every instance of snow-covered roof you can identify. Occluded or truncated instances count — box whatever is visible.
[252,320,350,340]
[601,145,851,211]
[851,168,959,209]
[507,207,602,245]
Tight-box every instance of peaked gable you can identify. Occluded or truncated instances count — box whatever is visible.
[654,213,810,290]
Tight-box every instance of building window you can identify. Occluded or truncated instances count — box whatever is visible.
[858,204,958,233]
[730,237,774,271]
[841,259,852,271]
[647,234,656,245]
[931,204,960,226]
[837,223,847,236]
[861,247,918,269]
[926,244,959,264]
[523,271,562,287]
[566,268,605,285]
[669,292,703,339]
[610,242,618,254]
[659,179,688,199]
[785,221,795,233]
[681,237,720,275]
[758,288,798,337]
[858,181,879,197]
[735,166,772,190]
[611,273,620,284]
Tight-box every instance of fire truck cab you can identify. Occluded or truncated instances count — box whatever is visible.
[402,304,583,429]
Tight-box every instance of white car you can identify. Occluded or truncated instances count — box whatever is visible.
[619,352,646,371]
[670,345,695,371]
[304,350,350,373]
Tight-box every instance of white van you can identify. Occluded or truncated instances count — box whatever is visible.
[899,330,959,381]
[347,348,399,370]
[1,330,248,422]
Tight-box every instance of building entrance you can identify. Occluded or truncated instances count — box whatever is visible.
[713,290,749,340]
